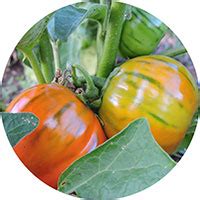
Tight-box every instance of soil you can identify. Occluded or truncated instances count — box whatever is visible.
[1,51,25,110]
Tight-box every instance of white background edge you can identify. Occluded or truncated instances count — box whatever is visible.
[0,0,199,199]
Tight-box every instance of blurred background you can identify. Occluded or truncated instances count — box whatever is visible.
[1,30,198,111]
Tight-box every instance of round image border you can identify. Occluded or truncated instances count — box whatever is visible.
[0,1,199,200]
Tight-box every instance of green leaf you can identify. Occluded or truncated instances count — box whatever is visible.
[59,32,82,69]
[47,4,106,42]
[58,118,176,199]
[1,112,39,147]
[186,107,199,135]
[176,107,199,152]
[47,5,87,42]
[17,49,32,68]
[17,46,41,69]
[17,15,52,51]
[58,21,97,71]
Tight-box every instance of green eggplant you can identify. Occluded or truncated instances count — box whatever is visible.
[120,7,167,58]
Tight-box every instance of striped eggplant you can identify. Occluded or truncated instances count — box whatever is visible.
[6,83,106,188]
[120,7,167,58]
[99,55,198,154]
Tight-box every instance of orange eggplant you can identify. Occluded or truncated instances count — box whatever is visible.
[6,83,106,188]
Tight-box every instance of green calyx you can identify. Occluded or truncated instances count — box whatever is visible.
[51,65,106,111]
[70,65,107,111]
[120,7,167,58]
[71,65,99,100]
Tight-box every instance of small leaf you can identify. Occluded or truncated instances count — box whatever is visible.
[58,118,176,199]
[17,49,32,68]
[47,4,106,42]
[47,5,87,42]
[185,107,199,135]
[1,112,39,147]
[176,107,199,152]
[17,46,41,69]
[17,14,52,51]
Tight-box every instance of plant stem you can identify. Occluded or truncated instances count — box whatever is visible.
[100,0,111,5]
[162,47,187,57]
[24,49,46,84]
[72,65,99,99]
[96,22,104,64]
[71,65,81,87]
[96,2,127,78]
[39,30,55,83]
[91,76,106,89]
[51,40,61,70]
[96,0,111,64]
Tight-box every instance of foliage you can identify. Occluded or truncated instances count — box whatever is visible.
[17,15,52,51]
[176,107,199,153]
[1,112,39,146]
[58,118,175,199]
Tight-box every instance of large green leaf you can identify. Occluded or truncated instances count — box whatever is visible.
[1,112,39,147]
[17,15,52,51]
[58,118,176,199]
[47,4,106,42]
[47,5,87,41]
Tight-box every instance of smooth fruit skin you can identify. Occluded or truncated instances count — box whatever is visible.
[6,84,106,188]
[120,7,166,58]
[99,55,198,154]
